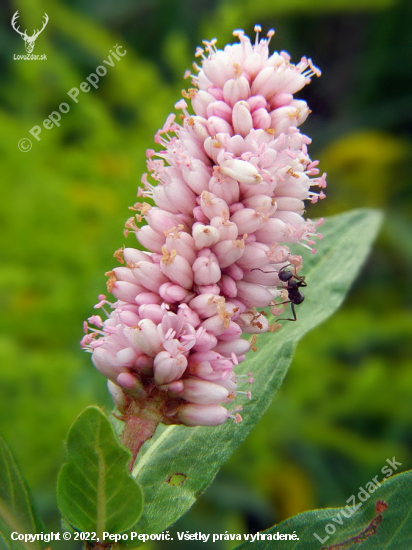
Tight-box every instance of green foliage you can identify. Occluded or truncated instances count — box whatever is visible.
[223,307,412,521]
[118,209,381,545]
[57,407,143,538]
[317,130,410,215]
[0,436,46,550]
[234,469,412,549]
[1,0,176,496]
[201,0,400,44]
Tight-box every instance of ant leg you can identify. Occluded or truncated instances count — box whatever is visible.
[274,299,291,306]
[251,267,276,273]
[278,263,292,274]
[252,263,296,276]
[277,301,297,322]
[290,302,297,321]
[295,275,307,287]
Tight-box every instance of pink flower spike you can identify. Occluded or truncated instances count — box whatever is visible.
[82,26,326,430]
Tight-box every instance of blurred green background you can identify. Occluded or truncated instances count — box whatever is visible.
[1,0,411,547]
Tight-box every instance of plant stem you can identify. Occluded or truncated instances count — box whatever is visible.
[121,400,162,471]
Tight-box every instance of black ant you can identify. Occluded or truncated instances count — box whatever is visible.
[276,264,307,321]
[251,263,307,322]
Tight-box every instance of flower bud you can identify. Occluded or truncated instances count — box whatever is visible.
[193,250,221,285]
[220,159,262,185]
[126,319,162,357]
[236,280,273,308]
[232,101,253,136]
[160,249,194,290]
[177,404,229,426]
[179,378,229,405]
[193,223,221,249]
[159,282,194,303]
[153,351,188,385]
[132,262,169,293]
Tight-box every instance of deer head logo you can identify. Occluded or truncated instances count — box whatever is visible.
[11,11,49,53]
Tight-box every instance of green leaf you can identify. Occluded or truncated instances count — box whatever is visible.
[57,406,144,538]
[0,435,47,550]
[233,469,412,549]
[123,208,382,544]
